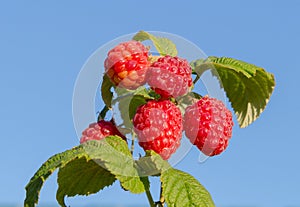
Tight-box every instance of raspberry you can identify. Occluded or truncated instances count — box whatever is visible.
[183,96,233,156]
[146,55,193,98]
[133,100,183,160]
[104,40,150,90]
[80,120,125,144]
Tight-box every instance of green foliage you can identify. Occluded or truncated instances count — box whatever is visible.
[84,136,148,194]
[101,74,114,109]
[161,169,215,207]
[176,92,202,114]
[191,56,275,128]
[145,151,215,207]
[24,146,87,207]
[129,95,148,120]
[56,157,116,207]
[25,31,276,207]
[135,151,169,177]
[147,150,171,172]
[24,136,149,207]
[133,30,178,57]
[112,87,153,129]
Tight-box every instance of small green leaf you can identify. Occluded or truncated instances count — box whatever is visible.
[101,74,114,109]
[113,87,153,129]
[161,169,215,207]
[145,150,171,173]
[129,95,148,120]
[135,154,161,177]
[143,151,215,206]
[135,151,183,177]
[84,136,148,194]
[176,92,202,114]
[56,157,116,207]
[113,93,133,129]
[24,146,87,207]
[133,30,178,56]
[191,56,275,128]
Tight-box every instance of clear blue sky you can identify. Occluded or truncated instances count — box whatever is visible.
[1,1,299,207]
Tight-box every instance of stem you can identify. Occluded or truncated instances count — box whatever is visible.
[98,105,109,121]
[130,133,136,155]
[193,74,200,85]
[145,187,155,207]
[159,182,165,205]
[153,181,165,207]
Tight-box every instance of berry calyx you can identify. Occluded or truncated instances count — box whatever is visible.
[146,55,193,98]
[133,100,183,160]
[80,120,125,144]
[183,96,233,156]
[104,40,150,90]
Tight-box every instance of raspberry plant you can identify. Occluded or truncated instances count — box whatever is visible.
[24,31,275,207]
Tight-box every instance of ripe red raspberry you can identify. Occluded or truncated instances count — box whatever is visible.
[80,120,125,144]
[104,40,150,90]
[133,100,183,160]
[146,55,193,98]
[183,96,233,156]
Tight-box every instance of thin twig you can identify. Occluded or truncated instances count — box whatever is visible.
[193,74,200,85]
[159,182,165,205]
[130,133,136,155]
[145,187,155,207]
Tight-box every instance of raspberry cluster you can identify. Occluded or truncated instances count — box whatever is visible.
[84,40,235,160]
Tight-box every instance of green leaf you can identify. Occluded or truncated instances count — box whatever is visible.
[101,74,114,109]
[135,154,162,177]
[147,150,171,172]
[113,87,153,129]
[24,146,87,207]
[56,157,116,207]
[191,56,275,128]
[113,92,133,129]
[133,30,178,56]
[25,137,148,207]
[129,95,148,120]
[176,92,202,115]
[161,168,215,207]
[84,136,148,194]
[143,151,214,206]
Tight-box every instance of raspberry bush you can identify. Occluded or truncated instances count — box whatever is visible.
[24,31,275,207]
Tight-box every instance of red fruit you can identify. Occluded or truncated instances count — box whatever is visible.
[133,100,183,160]
[104,40,150,90]
[183,96,233,156]
[80,120,125,144]
[146,55,193,98]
